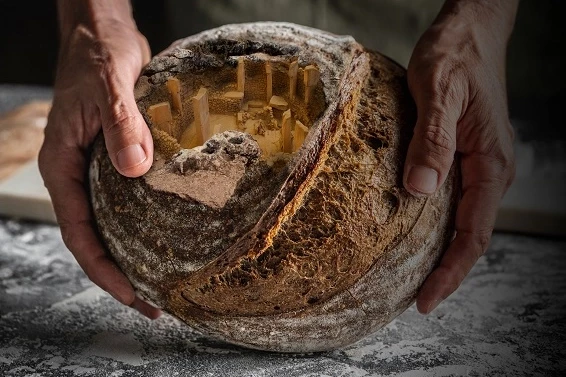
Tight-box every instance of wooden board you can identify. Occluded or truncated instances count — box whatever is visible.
[0,160,55,223]
[0,100,56,222]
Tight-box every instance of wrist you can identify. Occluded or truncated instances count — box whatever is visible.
[434,0,519,46]
[57,0,137,44]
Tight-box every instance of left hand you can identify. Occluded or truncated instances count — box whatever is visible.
[403,0,518,313]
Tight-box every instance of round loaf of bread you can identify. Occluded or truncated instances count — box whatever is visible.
[89,22,458,352]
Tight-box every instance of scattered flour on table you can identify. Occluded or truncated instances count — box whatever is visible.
[37,355,66,369]
[60,365,97,375]
[83,332,146,366]
[50,286,105,311]
[0,267,13,278]
[0,346,23,365]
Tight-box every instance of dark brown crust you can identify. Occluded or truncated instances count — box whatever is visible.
[179,49,427,317]
[89,22,458,352]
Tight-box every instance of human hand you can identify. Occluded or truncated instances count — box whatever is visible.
[39,1,160,318]
[403,0,518,313]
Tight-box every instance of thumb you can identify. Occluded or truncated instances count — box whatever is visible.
[98,86,154,178]
[403,105,457,197]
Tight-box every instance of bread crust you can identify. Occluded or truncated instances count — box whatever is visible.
[89,22,458,352]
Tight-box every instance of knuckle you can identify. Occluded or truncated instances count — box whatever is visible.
[467,229,493,260]
[421,123,455,157]
[506,162,516,190]
[58,222,76,252]
[481,126,516,186]
[507,121,516,142]
[429,64,450,95]
[81,261,97,284]
[447,269,466,296]
[58,220,97,282]
[427,62,467,104]
[492,145,516,180]
[37,145,59,190]
[436,264,466,297]
[503,157,516,190]
[475,231,492,259]
[58,219,87,252]
[103,112,138,138]
[37,146,49,176]
[498,152,515,174]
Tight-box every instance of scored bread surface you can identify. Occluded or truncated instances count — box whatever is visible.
[89,22,458,352]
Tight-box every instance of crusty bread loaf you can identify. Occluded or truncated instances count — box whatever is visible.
[89,22,458,352]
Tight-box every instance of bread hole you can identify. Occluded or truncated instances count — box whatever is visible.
[362,132,388,151]
[227,269,252,287]
[379,114,391,122]
[350,138,363,153]
[273,305,281,310]
[240,259,252,272]
[307,296,319,305]
[381,190,399,223]
[298,264,317,278]
[336,249,354,273]
[144,54,327,163]
[327,205,343,221]
[312,225,331,238]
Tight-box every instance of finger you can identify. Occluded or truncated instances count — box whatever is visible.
[403,98,458,197]
[39,142,158,319]
[97,66,153,178]
[131,297,162,320]
[39,143,134,303]
[416,154,507,314]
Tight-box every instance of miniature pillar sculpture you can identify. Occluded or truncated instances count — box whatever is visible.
[192,88,210,145]
[289,61,298,101]
[293,120,308,152]
[304,65,320,105]
[281,109,294,153]
[147,102,173,135]
[166,77,183,112]
[237,57,245,92]
[266,62,273,101]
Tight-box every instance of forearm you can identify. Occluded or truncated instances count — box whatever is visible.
[435,0,519,45]
[57,0,136,41]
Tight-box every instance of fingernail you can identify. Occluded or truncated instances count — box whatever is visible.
[408,165,438,195]
[117,144,146,171]
[426,299,442,314]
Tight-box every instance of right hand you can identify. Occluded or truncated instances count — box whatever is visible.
[39,19,160,318]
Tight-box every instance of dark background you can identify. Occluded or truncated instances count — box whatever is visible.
[0,0,564,141]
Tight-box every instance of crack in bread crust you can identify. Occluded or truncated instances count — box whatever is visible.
[89,23,459,352]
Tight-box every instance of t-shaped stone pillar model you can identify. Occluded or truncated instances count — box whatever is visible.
[289,60,298,101]
[166,77,183,113]
[147,102,173,135]
[304,65,320,105]
[192,88,210,145]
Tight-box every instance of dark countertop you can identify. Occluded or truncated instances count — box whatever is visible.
[1,216,565,377]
